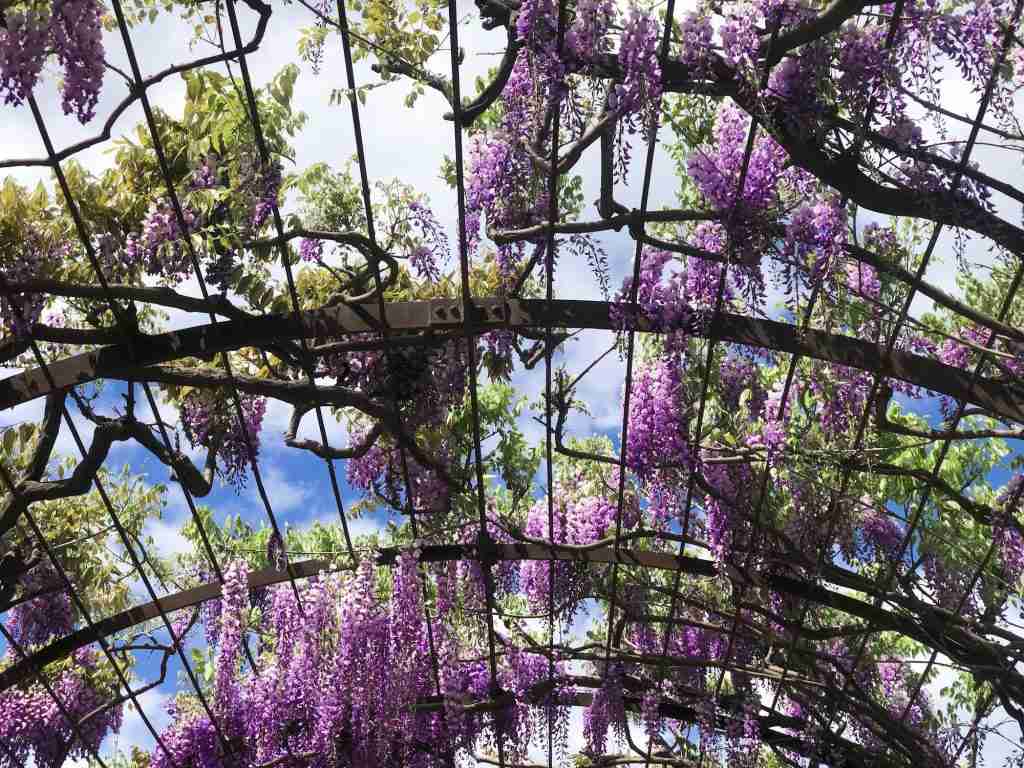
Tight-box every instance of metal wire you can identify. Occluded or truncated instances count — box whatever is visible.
[541,0,567,764]
[0,458,180,765]
[598,0,682,695]
[756,0,911,722]
[756,4,1024,759]
[330,3,457,763]
[221,0,358,566]
[446,1,512,763]
[0,177,236,762]
[103,0,308,613]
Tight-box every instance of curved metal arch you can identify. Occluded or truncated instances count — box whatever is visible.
[0,542,713,692]
[2,298,1023,423]
[3,539,1015,698]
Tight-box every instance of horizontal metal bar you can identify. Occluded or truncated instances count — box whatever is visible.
[2,538,1002,694]
[0,541,715,691]
[2,299,1022,422]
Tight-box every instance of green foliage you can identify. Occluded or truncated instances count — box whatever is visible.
[6,459,169,624]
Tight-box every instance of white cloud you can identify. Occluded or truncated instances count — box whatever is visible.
[103,687,174,757]
[247,461,314,516]
[145,514,194,558]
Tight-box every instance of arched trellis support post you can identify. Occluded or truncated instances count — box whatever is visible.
[2,298,1023,423]
[5,542,1023,717]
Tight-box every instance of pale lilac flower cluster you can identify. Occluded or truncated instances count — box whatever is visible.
[181,391,267,488]
[214,559,249,715]
[703,461,756,559]
[921,0,1015,93]
[343,340,469,510]
[879,116,924,149]
[688,104,787,253]
[860,508,905,564]
[407,201,448,282]
[0,10,47,107]
[849,655,950,761]
[299,236,324,262]
[615,6,662,132]
[937,324,988,371]
[565,0,616,66]
[837,23,890,101]
[3,564,73,648]
[677,12,713,70]
[863,222,900,258]
[626,356,690,478]
[995,475,1024,585]
[51,0,105,123]
[0,0,105,123]
[154,560,456,766]
[189,156,220,190]
[845,260,881,300]
[743,381,791,468]
[1,235,55,337]
[248,161,282,231]
[124,200,198,281]
[456,509,519,609]
[783,197,848,285]
[807,363,871,438]
[923,552,980,616]
[520,493,637,616]
[640,687,663,741]
[515,0,554,43]
[583,664,626,755]
[613,248,725,349]
[718,354,764,413]
[466,130,537,264]
[719,11,759,70]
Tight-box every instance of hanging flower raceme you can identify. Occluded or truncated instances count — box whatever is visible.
[0,0,105,123]
[151,556,551,768]
[0,9,47,107]
[583,663,627,755]
[783,197,849,286]
[995,475,1024,586]
[0,648,123,768]
[687,104,788,260]
[3,563,73,648]
[239,158,283,233]
[677,12,713,71]
[615,6,662,131]
[124,200,199,282]
[520,492,637,618]
[213,560,249,718]
[50,0,105,123]
[626,356,691,479]
[406,201,448,282]
[565,0,616,66]
[180,389,267,489]
[859,508,906,565]
[0,233,65,338]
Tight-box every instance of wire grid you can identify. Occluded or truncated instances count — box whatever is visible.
[4,6,382,765]
[761,1,1024,760]
[0,2,309,763]
[541,0,569,765]
[329,2,459,763]
[0,0,1021,764]
[739,0,915,742]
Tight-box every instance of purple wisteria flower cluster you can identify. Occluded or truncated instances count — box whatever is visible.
[0,0,105,123]
[181,390,267,489]
[0,648,123,768]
